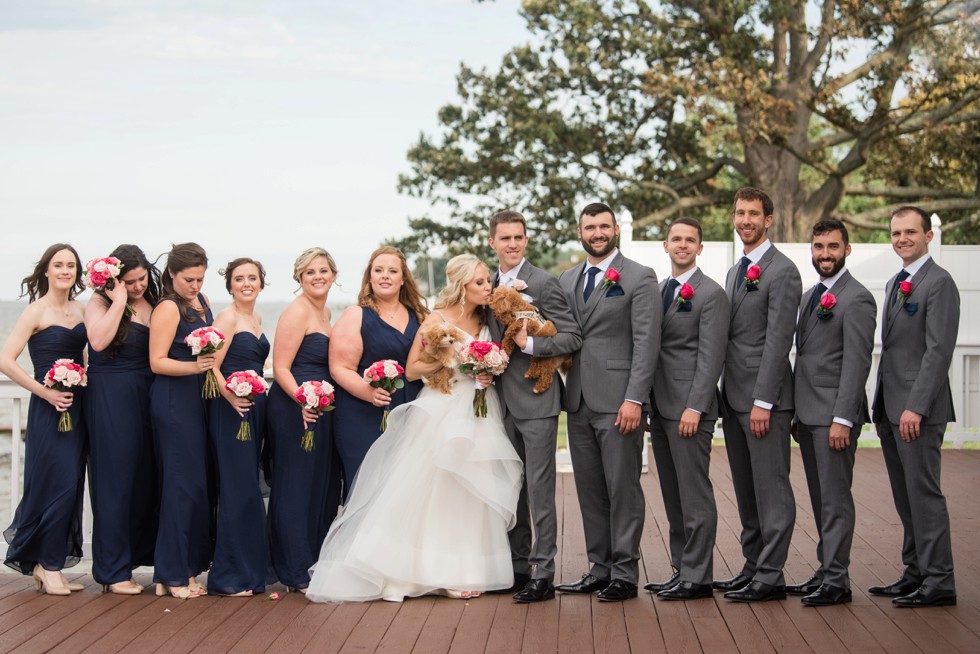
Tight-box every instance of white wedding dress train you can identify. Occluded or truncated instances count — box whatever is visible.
[306,328,522,603]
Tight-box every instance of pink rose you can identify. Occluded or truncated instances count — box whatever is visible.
[605,268,620,283]
[819,292,837,310]
[679,283,694,301]
[512,279,528,291]
[899,280,912,294]
[745,265,761,281]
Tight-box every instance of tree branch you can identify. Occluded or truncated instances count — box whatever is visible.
[632,193,727,228]
[842,197,980,225]
[580,161,680,199]
[671,157,748,191]
[940,210,980,232]
[844,184,975,199]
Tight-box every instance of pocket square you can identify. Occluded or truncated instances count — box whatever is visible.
[903,302,918,316]
[606,285,625,298]
[816,311,833,320]
[676,302,692,312]
[745,284,759,292]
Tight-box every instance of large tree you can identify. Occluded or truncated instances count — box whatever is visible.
[395,0,980,257]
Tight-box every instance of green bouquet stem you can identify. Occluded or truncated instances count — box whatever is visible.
[58,412,72,432]
[202,369,220,399]
[473,388,488,418]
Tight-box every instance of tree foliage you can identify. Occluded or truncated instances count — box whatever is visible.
[394,0,980,257]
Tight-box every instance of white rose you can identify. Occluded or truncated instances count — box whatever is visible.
[65,369,82,386]
[382,361,398,378]
[53,365,69,382]
[233,381,252,396]
[93,260,108,273]
[484,350,504,368]
[321,381,335,395]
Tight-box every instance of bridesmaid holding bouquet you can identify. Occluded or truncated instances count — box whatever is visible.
[148,242,214,599]
[84,244,161,594]
[266,247,343,592]
[1,244,88,595]
[206,257,270,597]
[330,246,427,485]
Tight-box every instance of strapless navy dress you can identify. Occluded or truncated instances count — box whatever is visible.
[334,307,421,486]
[4,323,88,575]
[149,296,214,587]
[266,332,342,588]
[85,322,158,585]
[207,331,270,594]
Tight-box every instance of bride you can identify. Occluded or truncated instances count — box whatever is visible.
[306,254,523,602]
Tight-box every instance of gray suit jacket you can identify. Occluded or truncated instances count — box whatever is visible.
[489,260,582,420]
[653,269,729,422]
[722,244,801,413]
[559,252,660,414]
[872,258,959,425]
[793,271,877,427]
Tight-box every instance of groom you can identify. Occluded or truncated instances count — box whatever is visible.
[487,210,582,603]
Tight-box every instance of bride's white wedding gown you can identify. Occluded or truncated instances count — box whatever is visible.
[306,326,522,603]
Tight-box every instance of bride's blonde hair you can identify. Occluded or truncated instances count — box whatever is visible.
[435,254,487,313]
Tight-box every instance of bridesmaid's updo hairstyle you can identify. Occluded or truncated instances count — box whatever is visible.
[292,247,337,289]
[21,243,85,302]
[99,244,163,357]
[161,242,209,322]
[434,254,488,323]
[357,246,429,324]
[220,257,267,293]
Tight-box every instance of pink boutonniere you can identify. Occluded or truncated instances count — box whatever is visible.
[599,268,620,291]
[897,280,912,306]
[744,264,761,288]
[512,279,528,291]
[675,283,694,305]
[816,292,836,320]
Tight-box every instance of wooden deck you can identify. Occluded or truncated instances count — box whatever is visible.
[1,447,977,653]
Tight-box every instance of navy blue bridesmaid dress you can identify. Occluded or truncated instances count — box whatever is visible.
[266,332,342,589]
[149,296,214,588]
[334,307,421,484]
[207,331,270,595]
[4,324,87,575]
[85,322,157,585]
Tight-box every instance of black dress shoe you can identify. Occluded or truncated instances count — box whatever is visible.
[801,584,852,606]
[596,579,638,602]
[657,581,713,601]
[490,572,530,594]
[724,581,787,603]
[555,574,610,594]
[786,575,822,596]
[643,571,680,593]
[892,585,956,608]
[868,577,920,597]
[712,573,752,592]
[513,579,555,603]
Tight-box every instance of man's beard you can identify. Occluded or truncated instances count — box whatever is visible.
[581,236,617,259]
[811,255,845,278]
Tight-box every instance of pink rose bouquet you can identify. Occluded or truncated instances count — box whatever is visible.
[458,340,509,417]
[224,369,270,441]
[184,326,226,398]
[293,380,336,452]
[43,358,87,432]
[363,359,406,431]
[84,256,135,317]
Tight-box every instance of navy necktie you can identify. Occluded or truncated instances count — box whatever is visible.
[583,266,601,303]
[735,256,751,290]
[891,269,910,305]
[807,282,827,314]
[662,278,679,315]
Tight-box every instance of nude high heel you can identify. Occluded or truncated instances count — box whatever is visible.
[33,565,70,596]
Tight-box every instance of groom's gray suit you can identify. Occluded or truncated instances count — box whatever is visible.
[489,260,581,582]
[651,268,728,585]
[794,270,876,590]
[872,256,959,593]
[559,251,659,584]
[721,243,801,587]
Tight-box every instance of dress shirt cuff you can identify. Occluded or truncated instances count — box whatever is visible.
[685,408,702,415]
[625,399,642,406]
[753,399,774,411]
[521,336,534,356]
[832,417,854,428]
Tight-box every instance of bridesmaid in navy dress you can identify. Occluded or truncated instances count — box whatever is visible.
[330,246,427,485]
[1,244,88,595]
[84,244,160,595]
[207,257,270,596]
[148,242,215,599]
[266,247,342,592]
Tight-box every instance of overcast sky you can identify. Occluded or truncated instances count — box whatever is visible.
[0,0,526,303]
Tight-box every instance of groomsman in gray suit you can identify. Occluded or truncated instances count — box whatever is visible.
[870,206,959,608]
[790,219,876,607]
[646,217,728,601]
[715,187,801,602]
[555,202,660,602]
[487,210,582,604]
